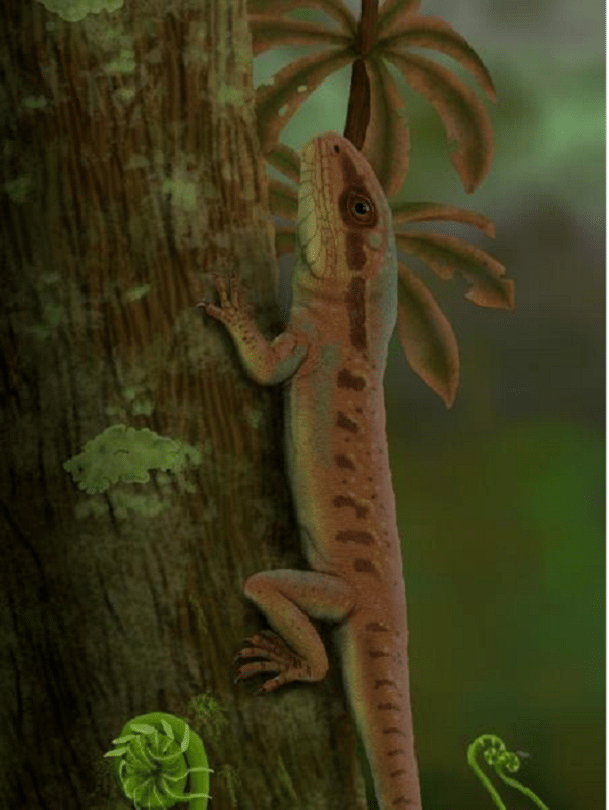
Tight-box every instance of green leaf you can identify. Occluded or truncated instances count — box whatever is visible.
[250,15,351,56]
[268,178,298,219]
[377,0,422,39]
[377,14,496,101]
[274,224,297,257]
[104,747,129,757]
[394,230,514,310]
[256,48,353,155]
[381,49,494,192]
[362,54,410,196]
[266,142,301,184]
[391,201,496,238]
[397,261,459,407]
[248,0,357,36]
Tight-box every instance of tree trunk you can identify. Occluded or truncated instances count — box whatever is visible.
[0,1,367,807]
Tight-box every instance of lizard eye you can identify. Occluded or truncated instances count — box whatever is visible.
[347,191,375,224]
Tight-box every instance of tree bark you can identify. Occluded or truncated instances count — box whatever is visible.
[0,0,367,807]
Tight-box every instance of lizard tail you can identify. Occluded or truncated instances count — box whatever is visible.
[335,617,422,810]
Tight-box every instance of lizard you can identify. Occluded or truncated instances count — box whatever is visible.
[199,131,422,810]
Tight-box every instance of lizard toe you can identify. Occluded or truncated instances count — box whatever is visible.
[235,659,283,682]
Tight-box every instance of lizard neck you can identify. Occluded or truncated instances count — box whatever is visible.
[291,238,398,366]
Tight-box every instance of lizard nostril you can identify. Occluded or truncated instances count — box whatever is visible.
[333,144,340,153]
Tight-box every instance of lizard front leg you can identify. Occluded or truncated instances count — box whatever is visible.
[198,274,308,385]
[236,569,355,694]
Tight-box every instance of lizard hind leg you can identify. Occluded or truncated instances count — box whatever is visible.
[235,569,354,695]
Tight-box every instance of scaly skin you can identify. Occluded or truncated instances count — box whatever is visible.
[200,132,422,810]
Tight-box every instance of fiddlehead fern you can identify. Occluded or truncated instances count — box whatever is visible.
[467,734,549,810]
[104,712,213,809]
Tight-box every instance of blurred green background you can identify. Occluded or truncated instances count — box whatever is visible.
[253,1,605,807]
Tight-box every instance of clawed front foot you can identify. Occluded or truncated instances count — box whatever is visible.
[234,630,309,695]
[196,273,253,328]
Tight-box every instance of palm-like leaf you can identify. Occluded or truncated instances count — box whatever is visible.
[377,0,422,39]
[382,49,493,192]
[274,225,298,258]
[397,260,459,407]
[362,54,410,196]
[268,178,298,220]
[249,0,496,193]
[391,201,496,237]
[249,0,512,405]
[266,142,301,185]
[376,14,496,101]
[248,0,357,36]
[394,230,514,309]
[250,16,351,56]
[256,48,353,155]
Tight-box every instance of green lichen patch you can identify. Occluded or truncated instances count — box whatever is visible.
[35,0,124,22]
[104,47,135,74]
[130,399,154,416]
[40,272,61,285]
[122,386,140,401]
[23,302,65,342]
[22,95,48,109]
[63,424,202,494]
[109,490,165,518]
[75,497,110,520]
[123,283,152,303]
[114,87,135,104]
[217,764,241,808]
[217,85,244,106]
[4,175,32,204]
[187,693,229,745]
[162,176,198,212]
[244,406,263,430]
[277,754,298,803]
[125,154,149,171]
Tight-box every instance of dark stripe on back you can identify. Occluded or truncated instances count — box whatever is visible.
[335,454,355,469]
[354,558,377,574]
[345,277,367,350]
[336,529,374,545]
[336,411,358,433]
[333,495,369,518]
[346,230,366,271]
[337,369,366,390]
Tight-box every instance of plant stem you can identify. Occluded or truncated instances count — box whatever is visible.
[343,0,377,148]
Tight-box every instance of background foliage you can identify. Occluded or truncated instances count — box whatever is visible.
[254,0,604,807]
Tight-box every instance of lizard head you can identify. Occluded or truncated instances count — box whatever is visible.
[295,132,393,286]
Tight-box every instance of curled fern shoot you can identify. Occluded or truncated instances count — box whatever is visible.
[104,712,213,809]
[467,734,549,810]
